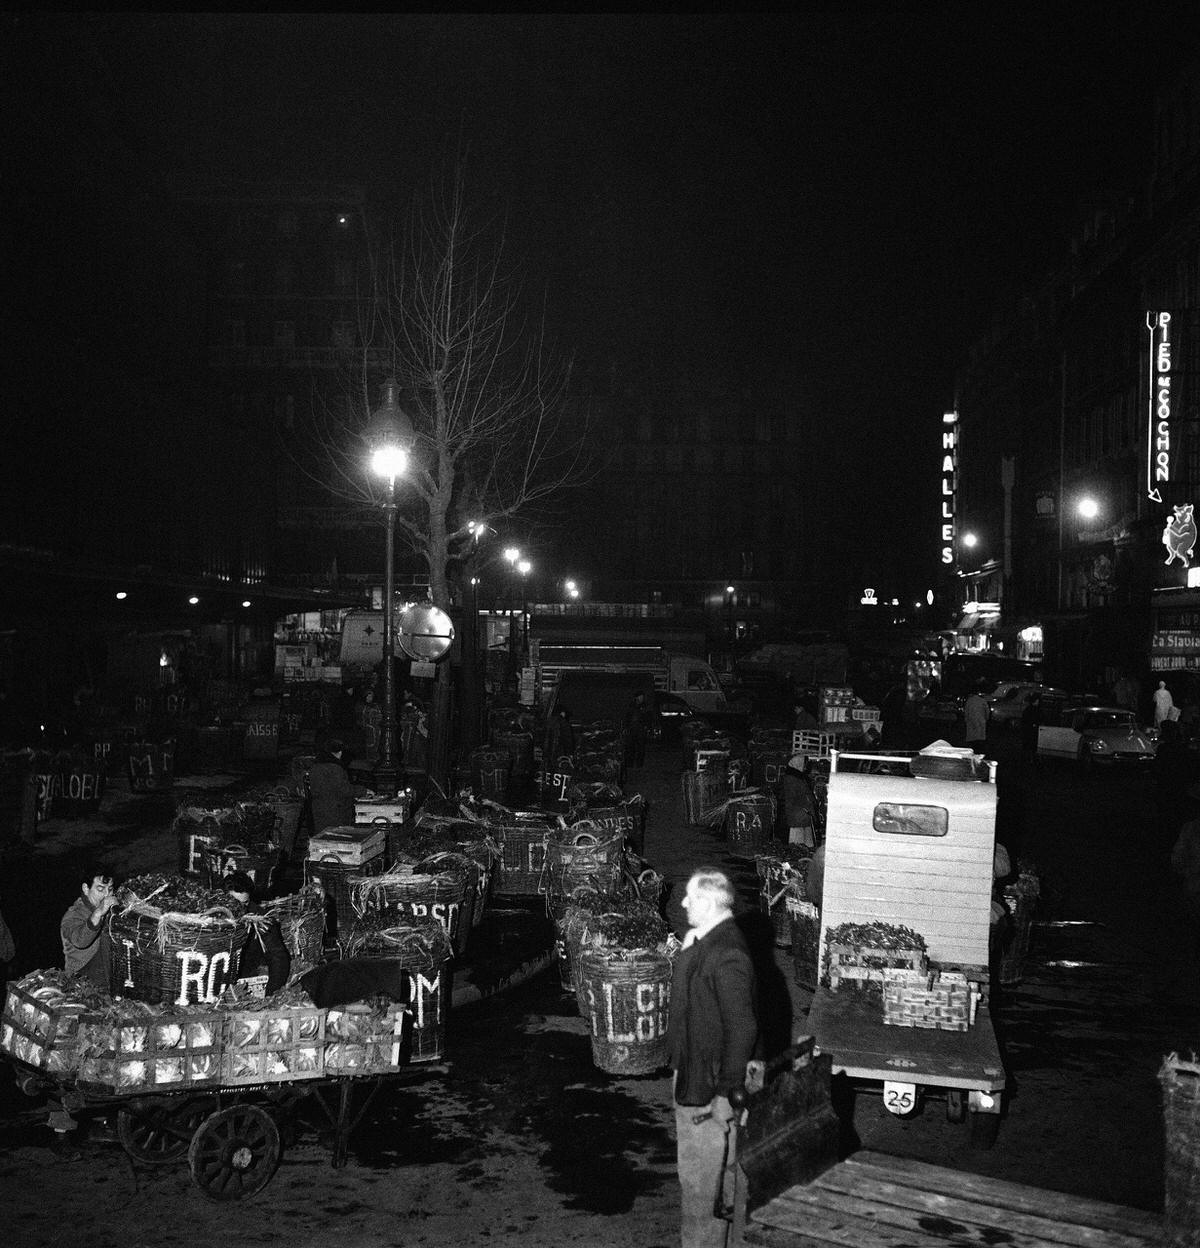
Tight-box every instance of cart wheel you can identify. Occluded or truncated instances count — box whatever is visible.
[188,1105,280,1201]
[118,1097,214,1166]
[945,1090,966,1124]
[969,1110,1001,1150]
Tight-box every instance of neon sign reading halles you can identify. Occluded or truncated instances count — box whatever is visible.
[1147,311,1173,501]
[940,411,958,564]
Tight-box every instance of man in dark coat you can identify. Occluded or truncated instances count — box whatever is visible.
[543,704,576,765]
[307,738,357,834]
[225,872,291,996]
[666,869,760,1247]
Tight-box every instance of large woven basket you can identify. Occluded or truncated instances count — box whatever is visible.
[305,853,384,940]
[726,792,777,849]
[469,748,511,801]
[343,922,454,1063]
[200,842,281,894]
[264,885,327,976]
[789,896,821,991]
[577,949,672,1076]
[757,854,811,948]
[346,865,473,958]
[108,905,248,1007]
[543,827,625,913]
[582,796,647,856]
[492,820,554,896]
[172,803,242,877]
[1161,1052,1200,1246]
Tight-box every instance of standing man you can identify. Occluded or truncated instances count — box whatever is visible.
[61,865,115,992]
[1155,680,1177,728]
[964,682,989,755]
[667,870,760,1248]
[307,737,357,835]
[624,690,649,770]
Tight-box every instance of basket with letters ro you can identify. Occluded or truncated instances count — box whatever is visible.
[108,874,249,1007]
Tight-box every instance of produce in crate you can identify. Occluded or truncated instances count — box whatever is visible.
[0,969,108,1073]
[821,921,928,991]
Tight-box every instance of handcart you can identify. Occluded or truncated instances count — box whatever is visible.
[804,748,1006,1146]
[10,1057,443,1200]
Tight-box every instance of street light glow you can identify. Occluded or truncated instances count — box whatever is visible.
[503,546,520,565]
[115,591,127,600]
[568,587,580,599]
[371,444,408,479]
[188,596,199,605]
[725,585,736,595]
[565,579,577,593]
[241,600,251,608]
[517,559,532,576]
[1078,497,1100,519]
[962,532,978,548]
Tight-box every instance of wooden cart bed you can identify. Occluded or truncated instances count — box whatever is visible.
[744,1149,1162,1248]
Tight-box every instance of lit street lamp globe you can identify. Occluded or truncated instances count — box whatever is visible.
[1078,497,1100,520]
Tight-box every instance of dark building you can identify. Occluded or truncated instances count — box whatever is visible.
[950,59,1200,700]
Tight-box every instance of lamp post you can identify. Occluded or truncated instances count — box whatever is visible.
[365,377,413,795]
[518,559,532,657]
[461,521,489,751]
[725,584,736,647]
[503,546,520,660]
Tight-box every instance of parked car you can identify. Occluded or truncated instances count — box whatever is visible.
[987,682,1068,728]
[1036,705,1158,767]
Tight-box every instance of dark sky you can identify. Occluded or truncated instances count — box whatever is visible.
[5,9,1195,592]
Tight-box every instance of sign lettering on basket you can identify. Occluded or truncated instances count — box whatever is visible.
[588,980,669,1044]
[413,971,441,1028]
[175,950,233,1006]
[406,901,460,930]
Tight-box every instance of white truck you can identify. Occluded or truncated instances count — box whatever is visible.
[533,642,732,716]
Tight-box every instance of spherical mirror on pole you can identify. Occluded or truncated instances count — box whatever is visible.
[364,377,414,795]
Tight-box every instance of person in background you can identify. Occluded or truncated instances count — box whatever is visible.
[224,871,291,995]
[1020,692,1042,763]
[964,682,989,756]
[1155,680,1177,729]
[624,691,649,770]
[544,703,575,765]
[792,700,818,733]
[667,869,761,1248]
[61,865,114,992]
[307,737,357,834]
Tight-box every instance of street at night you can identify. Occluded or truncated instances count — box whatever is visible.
[2,11,1200,1248]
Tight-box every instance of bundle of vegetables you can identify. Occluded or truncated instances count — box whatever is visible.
[339,913,454,964]
[220,982,324,1083]
[755,844,813,881]
[824,921,927,954]
[76,997,226,1091]
[116,872,247,918]
[578,898,671,955]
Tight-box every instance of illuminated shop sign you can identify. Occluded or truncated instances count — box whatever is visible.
[1147,311,1173,501]
[940,411,957,565]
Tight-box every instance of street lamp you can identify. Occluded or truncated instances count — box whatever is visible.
[962,532,979,549]
[1077,497,1100,520]
[517,559,532,656]
[725,584,736,645]
[364,377,414,794]
[503,546,520,658]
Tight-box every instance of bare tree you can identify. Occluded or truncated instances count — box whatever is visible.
[294,166,593,612]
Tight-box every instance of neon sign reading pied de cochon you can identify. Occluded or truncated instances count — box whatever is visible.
[1147,311,1173,502]
[940,411,957,564]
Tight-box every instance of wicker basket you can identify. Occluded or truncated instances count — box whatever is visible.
[726,792,777,850]
[263,885,327,976]
[257,787,305,855]
[790,897,821,990]
[494,731,535,782]
[1161,1053,1200,1246]
[469,748,511,800]
[342,922,454,1063]
[108,904,248,1007]
[632,867,666,914]
[346,865,473,958]
[577,949,672,1075]
[583,796,647,856]
[200,841,281,894]
[173,803,243,877]
[492,820,553,896]
[305,852,384,940]
[543,827,625,911]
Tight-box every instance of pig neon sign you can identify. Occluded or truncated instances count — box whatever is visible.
[940,411,958,565]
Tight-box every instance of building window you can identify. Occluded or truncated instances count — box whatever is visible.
[274,320,295,349]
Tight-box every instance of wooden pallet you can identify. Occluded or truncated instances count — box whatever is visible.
[744,1150,1162,1248]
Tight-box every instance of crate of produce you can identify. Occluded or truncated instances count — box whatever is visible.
[355,792,415,826]
[0,971,105,1074]
[221,990,325,1084]
[309,824,387,866]
[324,1001,410,1075]
[76,1001,225,1093]
[881,969,978,1031]
[822,922,929,991]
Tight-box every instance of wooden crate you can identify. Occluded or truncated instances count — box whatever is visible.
[76,1009,225,1093]
[0,982,88,1074]
[826,943,926,991]
[324,1003,409,1074]
[881,969,975,1031]
[221,1003,325,1084]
